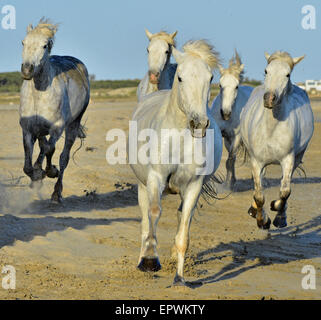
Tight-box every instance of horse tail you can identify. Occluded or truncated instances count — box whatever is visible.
[237,138,250,165]
[201,171,226,203]
[72,123,87,165]
[295,162,307,179]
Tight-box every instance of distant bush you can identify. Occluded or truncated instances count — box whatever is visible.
[243,77,262,87]
[0,72,262,93]
[0,72,141,93]
[0,72,23,93]
[90,79,140,90]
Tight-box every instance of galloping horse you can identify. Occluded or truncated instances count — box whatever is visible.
[240,51,314,229]
[211,51,253,189]
[137,30,178,102]
[20,19,90,202]
[130,40,222,285]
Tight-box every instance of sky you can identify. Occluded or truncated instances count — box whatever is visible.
[0,0,320,83]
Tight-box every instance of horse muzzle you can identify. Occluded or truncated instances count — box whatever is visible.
[189,118,210,138]
[264,92,277,109]
[149,71,160,85]
[21,63,35,80]
[221,109,231,121]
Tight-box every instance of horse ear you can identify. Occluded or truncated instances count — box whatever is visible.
[218,65,224,74]
[293,55,305,66]
[145,29,153,40]
[171,31,178,40]
[264,52,271,61]
[27,24,33,33]
[172,47,184,64]
[239,64,245,72]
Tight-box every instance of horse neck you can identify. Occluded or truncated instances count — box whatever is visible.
[168,79,188,127]
[158,59,172,89]
[145,80,158,95]
[262,81,293,130]
[32,58,52,91]
[262,98,289,133]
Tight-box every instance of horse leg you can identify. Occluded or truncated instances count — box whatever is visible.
[22,131,37,181]
[171,200,183,259]
[271,154,294,228]
[137,173,165,272]
[224,136,236,190]
[248,160,271,230]
[51,121,79,203]
[173,179,202,286]
[44,138,59,179]
[33,137,48,180]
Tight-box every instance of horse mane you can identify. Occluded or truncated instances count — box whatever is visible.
[221,50,244,82]
[150,31,176,47]
[267,51,294,70]
[28,18,59,40]
[182,40,220,70]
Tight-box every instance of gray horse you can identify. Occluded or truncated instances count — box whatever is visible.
[20,19,90,202]
[240,51,314,229]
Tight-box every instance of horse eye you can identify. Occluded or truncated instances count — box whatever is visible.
[147,48,149,53]
[236,86,239,90]
[165,50,169,54]
[178,76,182,82]
[43,44,47,49]
[265,70,267,75]
[286,74,290,78]
[210,76,213,83]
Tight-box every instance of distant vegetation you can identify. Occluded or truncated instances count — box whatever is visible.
[0,72,22,93]
[0,72,141,93]
[90,79,140,90]
[0,72,262,94]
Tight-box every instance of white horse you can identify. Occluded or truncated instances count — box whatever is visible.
[137,30,178,102]
[20,19,90,203]
[240,51,314,229]
[130,40,222,286]
[211,51,253,189]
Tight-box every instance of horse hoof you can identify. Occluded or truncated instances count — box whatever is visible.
[270,200,278,212]
[46,166,59,179]
[32,169,46,181]
[137,257,161,272]
[51,193,62,204]
[173,274,186,287]
[248,206,257,219]
[273,215,287,228]
[257,217,271,230]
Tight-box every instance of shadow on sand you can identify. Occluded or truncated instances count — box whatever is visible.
[186,215,321,289]
[233,176,321,193]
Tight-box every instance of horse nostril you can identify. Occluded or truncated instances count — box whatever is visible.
[206,119,210,129]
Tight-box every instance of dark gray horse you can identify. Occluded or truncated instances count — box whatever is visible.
[20,19,90,202]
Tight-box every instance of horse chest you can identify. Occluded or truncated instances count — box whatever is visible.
[21,86,63,122]
[251,124,293,162]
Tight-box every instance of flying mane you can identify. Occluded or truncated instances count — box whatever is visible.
[182,40,220,70]
[267,51,295,70]
[150,31,176,47]
[221,50,244,82]
[27,18,59,40]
